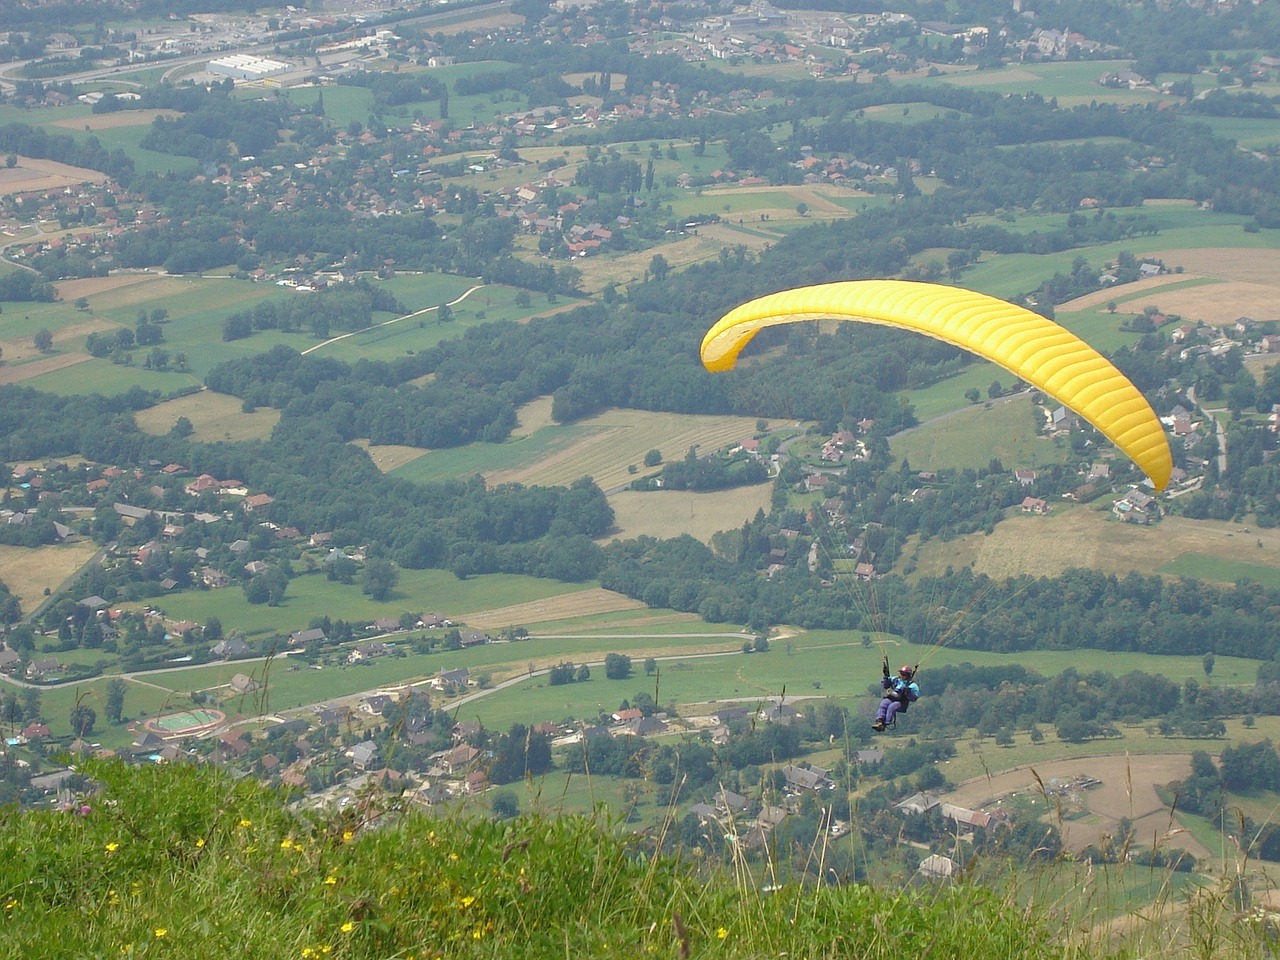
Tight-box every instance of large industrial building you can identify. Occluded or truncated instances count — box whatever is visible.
[206,55,292,81]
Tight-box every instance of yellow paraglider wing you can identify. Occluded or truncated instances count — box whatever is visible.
[701,279,1172,490]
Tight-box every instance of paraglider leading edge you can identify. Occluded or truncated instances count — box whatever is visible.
[700,279,1173,491]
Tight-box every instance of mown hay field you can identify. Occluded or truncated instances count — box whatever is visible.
[0,155,108,196]
[463,587,645,630]
[907,504,1280,584]
[0,541,98,613]
[394,404,779,492]
[49,108,179,131]
[606,486,774,543]
[134,389,280,443]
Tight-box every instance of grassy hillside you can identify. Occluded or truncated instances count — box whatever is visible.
[2,759,1245,960]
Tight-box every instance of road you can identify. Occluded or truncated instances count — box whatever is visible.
[0,0,516,94]
[1186,385,1227,476]
[300,284,487,356]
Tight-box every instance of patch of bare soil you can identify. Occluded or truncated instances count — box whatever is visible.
[349,439,427,473]
[1144,247,1280,285]
[49,109,180,131]
[432,12,522,34]
[1060,275,1192,311]
[0,351,91,384]
[55,274,158,300]
[510,395,556,437]
[464,588,645,630]
[697,223,775,251]
[0,156,108,196]
[1149,281,1277,326]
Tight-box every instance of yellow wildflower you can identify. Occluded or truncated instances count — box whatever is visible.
[105,841,119,853]
[717,927,729,939]
[281,838,294,850]
[342,829,355,842]
[448,852,459,861]
[4,899,17,911]
[302,949,314,958]
[323,876,338,886]
[239,819,252,828]
[340,921,355,934]
[459,895,475,908]
[154,928,168,939]
[195,838,205,848]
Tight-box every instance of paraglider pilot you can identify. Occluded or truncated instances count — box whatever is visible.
[872,657,918,732]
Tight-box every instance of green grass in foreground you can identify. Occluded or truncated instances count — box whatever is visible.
[0,760,1178,960]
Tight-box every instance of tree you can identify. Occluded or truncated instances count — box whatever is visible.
[105,678,127,724]
[644,657,657,675]
[33,328,53,352]
[74,297,89,311]
[492,791,518,818]
[796,202,808,217]
[361,557,400,601]
[965,387,981,404]
[70,703,96,736]
[437,302,454,323]
[1203,652,1216,677]
[604,653,632,680]
[987,380,1002,399]
[648,254,669,282]
[514,290,532,308]
[204,616,223,642]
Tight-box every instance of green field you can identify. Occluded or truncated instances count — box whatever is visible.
[22,359,199,396]
[62,122,197,177]
[391,423,593,483]
[20,274,527,394]
[858,101,971,124]
[923,60,1164,107]
[270,84,373,128]
[1195,115,1280,151]
[313,284,588,363]
[0,297,97,342]
[890,391,1062,472]
[1159,552,1280,588]
[140,568,589,639]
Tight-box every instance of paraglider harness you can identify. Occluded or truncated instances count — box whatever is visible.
[880,655,919,728]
